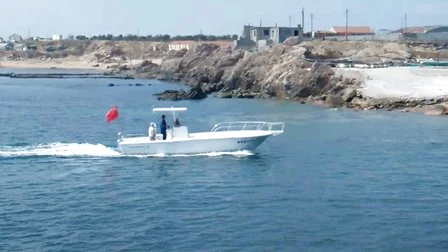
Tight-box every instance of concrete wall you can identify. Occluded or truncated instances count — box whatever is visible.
[278,27,301,43]
[318,32,448,42]
[242,25,252,39]
[412,32,448,42]
[266,27,302,43]
[322,33,400,41]
[233,39,256,51]
[249,27,271,42]
[256,40,273,51]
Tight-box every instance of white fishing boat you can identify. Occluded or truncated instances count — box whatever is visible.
[117,107,284,155]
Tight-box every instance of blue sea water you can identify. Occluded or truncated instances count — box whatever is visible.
[1,70,448,251]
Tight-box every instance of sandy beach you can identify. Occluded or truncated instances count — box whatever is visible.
[0,58,159,71]
[0,58,107,71]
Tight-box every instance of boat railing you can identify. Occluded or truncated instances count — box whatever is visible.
[210,121,284,132]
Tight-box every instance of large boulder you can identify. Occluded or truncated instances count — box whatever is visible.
[341,88,357,102]
[185,86,207,99]
[155,87,207,100]
[325,95,345,108]
[215,51,244,69]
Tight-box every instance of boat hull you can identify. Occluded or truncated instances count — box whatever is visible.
[117,134,270,155]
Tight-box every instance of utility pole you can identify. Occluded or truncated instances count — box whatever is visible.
[311,13,314,34]
[301,8,305,32]
[404,13,408,32]
[345,8,349,41]
[289,15,292,37]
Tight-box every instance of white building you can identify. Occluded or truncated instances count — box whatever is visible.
[168,41,197,51]
[52,34,63,41]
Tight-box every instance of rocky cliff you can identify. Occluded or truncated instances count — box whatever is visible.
[134,43,361,105]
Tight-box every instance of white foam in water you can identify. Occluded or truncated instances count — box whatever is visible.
[0,142,121,158]
[0,143,254,158]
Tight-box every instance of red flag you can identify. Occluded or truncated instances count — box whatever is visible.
[106,105,119,123]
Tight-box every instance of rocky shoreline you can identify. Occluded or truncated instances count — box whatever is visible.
[4,39,447,116]
[120,40,448,116]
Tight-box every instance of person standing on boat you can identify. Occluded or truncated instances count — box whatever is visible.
[160,115,167,140]
[149,123,156,141]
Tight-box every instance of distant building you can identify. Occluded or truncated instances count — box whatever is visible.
[377,29,392,35]
[9,34,23,43]
[244,24,302,43]
[52,34,63,41]
[397,25,448,34]
[66,34,75,40]
[0,37,4,43]
[399,25,448,42]
[312,26,374,40]
[168,40,197,51]
[234,24,303,50]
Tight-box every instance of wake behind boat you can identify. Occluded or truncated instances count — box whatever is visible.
[116,107,284,155]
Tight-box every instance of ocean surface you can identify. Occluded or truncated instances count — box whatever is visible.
[1,69,448,251]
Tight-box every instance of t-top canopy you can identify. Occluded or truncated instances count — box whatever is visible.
[152,107,188,112]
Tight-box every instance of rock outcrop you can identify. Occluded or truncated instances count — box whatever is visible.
[154,87,207,100]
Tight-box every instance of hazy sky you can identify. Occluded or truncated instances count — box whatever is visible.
[1,0,446,38]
